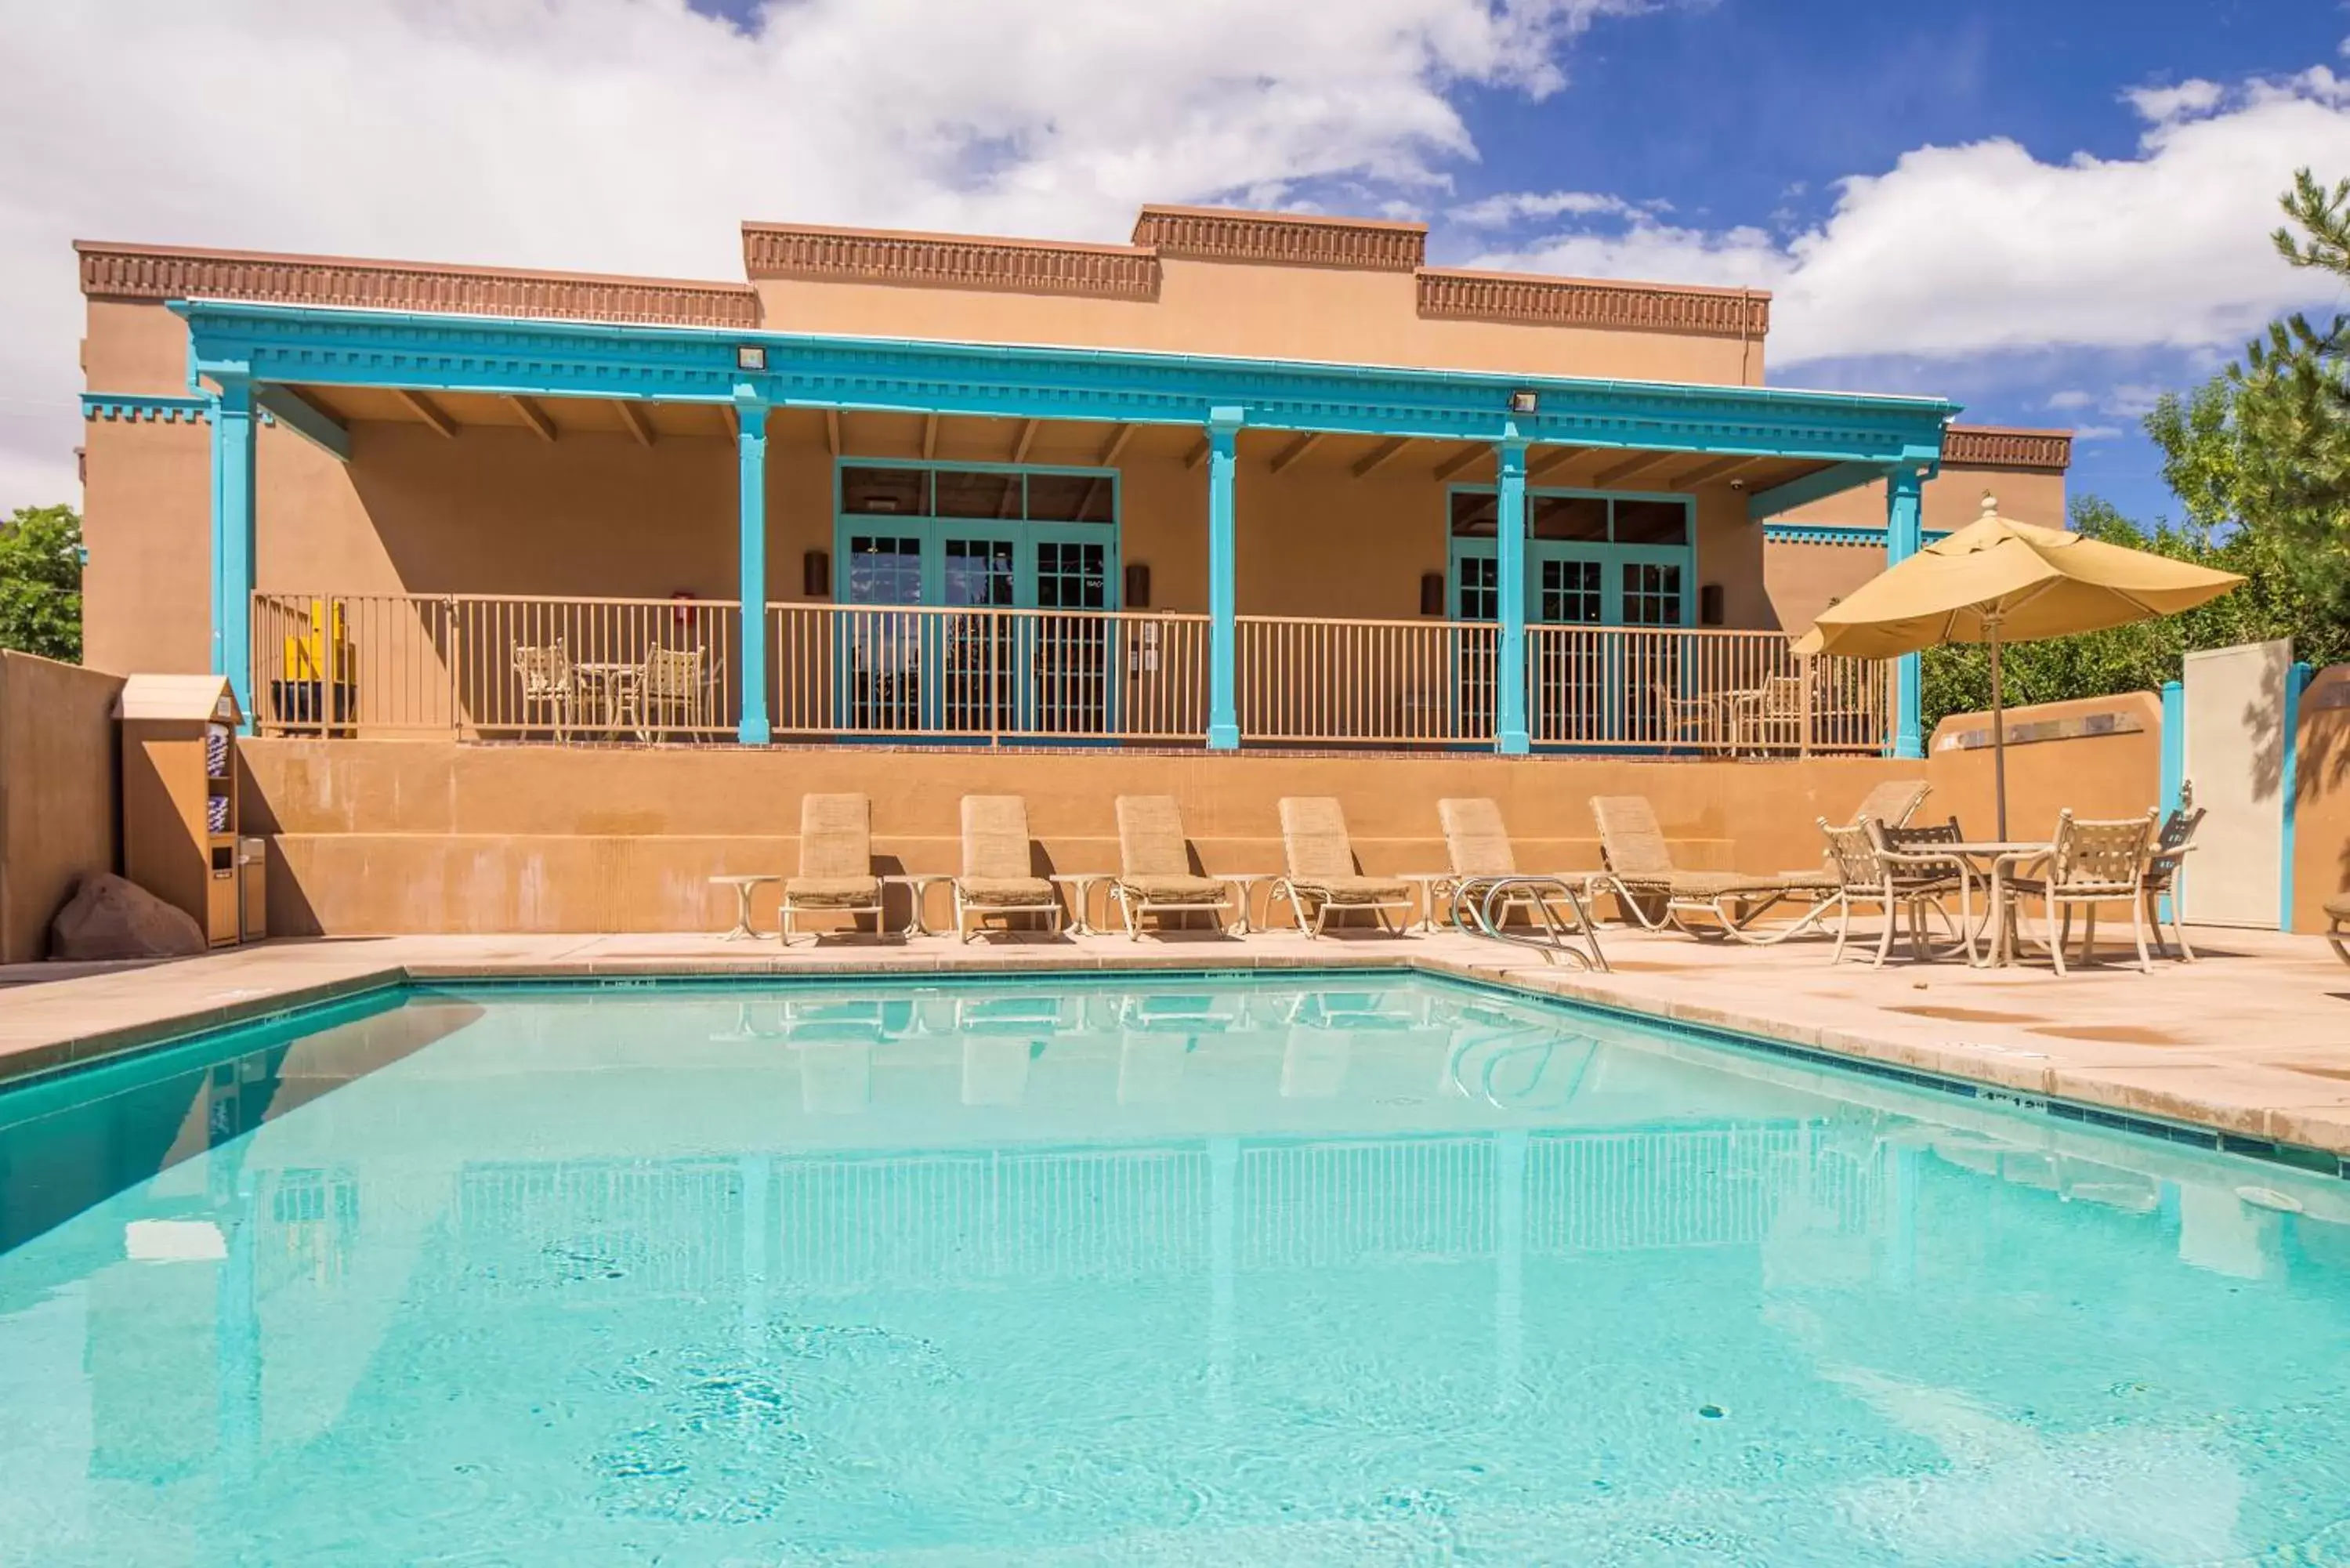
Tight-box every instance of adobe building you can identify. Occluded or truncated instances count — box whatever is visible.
[75,204,2068,759]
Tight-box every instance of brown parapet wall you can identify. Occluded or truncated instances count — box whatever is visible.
[743,223,1161,299]
[74,241,764,329]
[1132,205,1428,271]
[0,653,125,963]
[1416,267,1771,339]
[1941,425,2073,472]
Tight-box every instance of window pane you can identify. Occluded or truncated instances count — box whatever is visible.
[845,535,923,603]
[1539,559,1602,624]
[1025,472,1113,523]
[1455,556,1499,620]
[1531,494,1608,541]
[842,466,927,516]
[1037,541,1108,608]
[1620,562,1684,625]
[1449,491,1498,538]
[1612,498,1690,545]
[935,469,1021,518]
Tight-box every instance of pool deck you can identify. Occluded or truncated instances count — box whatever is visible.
[5,922,2348,1161]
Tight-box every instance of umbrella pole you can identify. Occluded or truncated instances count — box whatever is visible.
[1989,621,2008,842]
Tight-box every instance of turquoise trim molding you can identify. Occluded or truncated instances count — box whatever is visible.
[2281,661,2310,932]
[1205,407,1244,751]
[737,403,772,745]
[1763,523,1953,548]
[172,299,1957,465]
[1494,436,1530,756]
[81,393,213,425]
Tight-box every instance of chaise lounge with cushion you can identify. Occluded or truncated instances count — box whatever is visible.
[1272,797,1415,938]
[1108,795,1234,939]
[952,795,1065,943]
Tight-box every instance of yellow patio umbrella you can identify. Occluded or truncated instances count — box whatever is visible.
[1794,494,2244,838]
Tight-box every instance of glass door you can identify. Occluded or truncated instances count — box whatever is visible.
[842,533,924,730]
[936,533,1018,733]
[1031,538,1111,735]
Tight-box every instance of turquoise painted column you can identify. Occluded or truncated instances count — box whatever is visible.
[2160,679,2185,925]
[1206,407,1244,750]
[211,376,258,726]
[1885,465,1926,758]
[1494,435,1530,755]
[736,402,771,745]
[2281,660,2311,932]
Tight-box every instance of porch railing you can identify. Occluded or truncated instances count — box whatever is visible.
[248,593,1890,753]
[251,592,740,738]
[771,604,1211,742]
[1526,625,1891,754]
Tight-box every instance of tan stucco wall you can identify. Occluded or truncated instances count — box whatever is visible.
[1764,542,1887,636]
[758,255,1765,386]
[0,653,123,962]
[2290,664,2349,934]
[1794,465,2068,534]
[241,741,1907,936]
[1924,692,2164,841]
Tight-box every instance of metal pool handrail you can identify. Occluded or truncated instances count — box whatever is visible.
[1453,875,1609,971]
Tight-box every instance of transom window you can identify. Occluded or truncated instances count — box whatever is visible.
[842,465,1114,526]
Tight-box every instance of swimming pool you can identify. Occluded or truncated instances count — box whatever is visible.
[2,973,2346,1564]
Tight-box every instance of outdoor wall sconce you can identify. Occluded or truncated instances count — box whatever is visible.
[736,345,767,371]
[1508,389,1539,415]
[1420,572,1446,617]
[1699,583,1725,626]
[804,550,831,597]
[1124,563,1151,608]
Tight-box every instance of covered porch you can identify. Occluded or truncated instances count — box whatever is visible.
[179,299,1954,757]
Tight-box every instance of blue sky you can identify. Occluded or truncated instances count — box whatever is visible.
[5,1,2350,518]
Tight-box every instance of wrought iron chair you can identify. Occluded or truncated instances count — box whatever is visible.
[2004,809,2161,975]
[1732,674,1806,756]
[511,639,578,740]
[634,645,708,740]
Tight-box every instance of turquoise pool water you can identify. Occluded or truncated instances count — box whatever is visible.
[2,976,2348,1565]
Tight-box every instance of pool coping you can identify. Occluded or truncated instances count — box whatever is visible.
[8,943,2349,1179]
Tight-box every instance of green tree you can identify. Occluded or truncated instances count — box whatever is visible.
[0,504,84,663]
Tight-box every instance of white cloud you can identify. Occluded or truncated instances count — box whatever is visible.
[1449,190,1635,226]
[0,0,1652,510]
[2070,424,2124,440]
[2043,389,2095,411]
[2124,78,2223,123]
[1471,66,2350,367]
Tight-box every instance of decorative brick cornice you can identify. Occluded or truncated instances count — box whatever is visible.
[1132,205,1427,271]
[1940,424,2072,471]
[74,241,762,328]
[742,222,1158,299]
[1416,267,1771,339]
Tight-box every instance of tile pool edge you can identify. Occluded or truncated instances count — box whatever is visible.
[9,946,2348,1176]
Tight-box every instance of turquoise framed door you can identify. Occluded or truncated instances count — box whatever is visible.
[835,461,1119,740]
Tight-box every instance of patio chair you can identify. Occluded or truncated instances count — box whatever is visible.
[512,640,577,738]
[952,795,1063,943]
[635,644,708,739]
[2002,809,2161,975]
[1731,674,1806,756]
[2140,804,2204,961]
[1435,797,1602,936]
[1272,798,1415,938]
[1649,682,1720,751]
[1816,817,1973,968]
[2329,895,2350,967]
[780,793,889,945]
[1588,795,1840,943]
[1107,795,1233,939]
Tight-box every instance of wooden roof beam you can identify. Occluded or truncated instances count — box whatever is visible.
[1011,418,1038,462]
[1096,423,1135,466]
[921,413,938,458]
[1183,435,1210,470]
[1589,448,1675,489]
[1268,431,1323,475]
[613,398,657,447]
[506,393,557,442]
[1431,442,1487,482]
[824,408,841,457]
[1665,452,1765,488]
[397,389,457,439]
[1525,444,1589,483]
[1350,436,1409,479]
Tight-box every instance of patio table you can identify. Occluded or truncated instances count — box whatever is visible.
[1049,873,1113,936]
[573,661,642,738]
[1941,841,2055,968]
[708,874,782,940]
[1222,872,1280,935]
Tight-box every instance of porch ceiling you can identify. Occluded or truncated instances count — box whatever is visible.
[277,387,1838,494]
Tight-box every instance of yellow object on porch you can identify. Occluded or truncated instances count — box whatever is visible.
[283,598,354,684]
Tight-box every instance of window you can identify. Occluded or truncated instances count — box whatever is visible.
[1449,491,1500,538]
[1620,562,1684,625]
[1612,498,1689,545]
[935,469,1021,519]
[1540,559,1602,624]
[842,467,927,516]
[1027,473,1114,523]
[1530,495,1608,541]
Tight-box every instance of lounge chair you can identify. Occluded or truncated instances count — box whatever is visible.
[1588,795,1840,943]
[1851,778,1931,833]
[2141,804,2204,961]
[1272,798,1415,938]
[1435,797,1602,929]
[2002,809,2160,974]
[780,793,887,944]
[1107,795,1233,939]
[2329,896,2350,966]
[952,795,1063,943]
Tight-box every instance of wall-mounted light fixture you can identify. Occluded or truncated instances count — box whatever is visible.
[1124,562,1152,609]
[1419,572,1447,617]
[736,345,767,372]
[1699,584,1725,626]
[803,550,831,597]
[1507,389,1540,415]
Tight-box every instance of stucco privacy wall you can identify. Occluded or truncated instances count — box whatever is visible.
[1922,693,2165,841]
[0,653,123,962]
[2291,664,2350,934]
[240,741,1911,935]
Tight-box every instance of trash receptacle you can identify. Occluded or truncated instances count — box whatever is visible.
[237,837,267,941]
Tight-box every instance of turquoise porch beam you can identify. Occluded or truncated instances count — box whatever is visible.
[737,401,772,745]
[173,301,1960,470]
[211,376,258,728]
[254,385,350,462]
[1885,465,1926,758]
[1494,435,1530,755]
[1205,407,1244,750]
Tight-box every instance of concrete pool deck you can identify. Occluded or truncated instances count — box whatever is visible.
[4,922,2348,1162]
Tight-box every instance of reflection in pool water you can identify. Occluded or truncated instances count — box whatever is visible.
[1,976,2346,1565]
